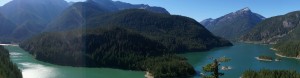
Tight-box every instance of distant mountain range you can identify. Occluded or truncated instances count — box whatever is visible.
[0,0,169,41]
[200,7,300,59]
[0,13,17,42]
[45,0,232,52]
[19,1,233,77]
[3,0,233,77]
[0,0,69,40]
[201,7,265,40]
[46,0,169,32]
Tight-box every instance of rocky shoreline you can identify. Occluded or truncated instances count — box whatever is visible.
[275,53,300,60]
[270,48,300,60]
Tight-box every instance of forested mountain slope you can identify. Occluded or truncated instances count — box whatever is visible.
[0,46,22,78]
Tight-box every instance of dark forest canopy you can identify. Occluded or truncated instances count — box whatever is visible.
[242,69,300,78]
[20,27,196,77]
[0,46,22,78]
[18,1,232,77]
[47,8,232,52]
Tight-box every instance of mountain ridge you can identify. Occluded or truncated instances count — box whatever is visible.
[201,7,265,41]
[0,0,69,40]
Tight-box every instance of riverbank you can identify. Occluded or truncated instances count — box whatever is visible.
[275,53,300,60]
[270,48,300,60]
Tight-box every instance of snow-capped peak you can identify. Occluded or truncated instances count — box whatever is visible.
[233,7,251,14]
[242,7,250,11]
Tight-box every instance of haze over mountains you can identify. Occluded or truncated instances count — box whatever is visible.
[0,0,169,41]
[201,7,265,40]
[0,0,233,77]
[46,0,169,32]
[1,0,300,78]
[0,0,69,40]
[0,13,17,42]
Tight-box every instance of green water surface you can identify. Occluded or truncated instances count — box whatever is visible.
[5,43,300,78]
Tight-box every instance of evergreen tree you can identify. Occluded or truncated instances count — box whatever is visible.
[202,59,224,78]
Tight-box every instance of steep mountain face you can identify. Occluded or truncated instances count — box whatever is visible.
[241,11,300,58]
[46,1,111,32]
[201,7,265,40]
[0,13,17,42]
[0,0,68,40]
[241,11,300,44]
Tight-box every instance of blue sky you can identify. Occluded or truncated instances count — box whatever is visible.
[1,0,300,21]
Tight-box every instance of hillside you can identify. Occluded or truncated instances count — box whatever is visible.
[46,1,111,32]
[201,7,264,40]
[86,9,232,52]
[0,0,69,40]
[47,7,232,52]
[241,11,300,58]
[20,27,196,77]
[0,13,17,42]
[0,46,22,78]
[241,11,300,44]
[273,24,300,58]
[46,0,169,32]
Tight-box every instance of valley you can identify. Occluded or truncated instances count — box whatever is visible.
[0,0,300,78]
[5,43,300,78]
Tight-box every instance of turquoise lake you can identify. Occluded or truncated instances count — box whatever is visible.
[5,43,300,78]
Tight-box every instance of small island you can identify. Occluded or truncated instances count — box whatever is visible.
[255,55,273,61]
[217,56,231,62]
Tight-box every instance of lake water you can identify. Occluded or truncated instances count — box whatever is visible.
[5,43,300,78]
[5,46,144,78]
[180,43,300,78]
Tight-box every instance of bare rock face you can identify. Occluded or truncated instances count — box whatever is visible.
[283,20,295,28]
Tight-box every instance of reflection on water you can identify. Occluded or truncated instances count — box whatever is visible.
[181,43,300,78]
[10,52,23,58]
[20,63,57,78]
[5,46,144,78]
[8,43,299,78]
